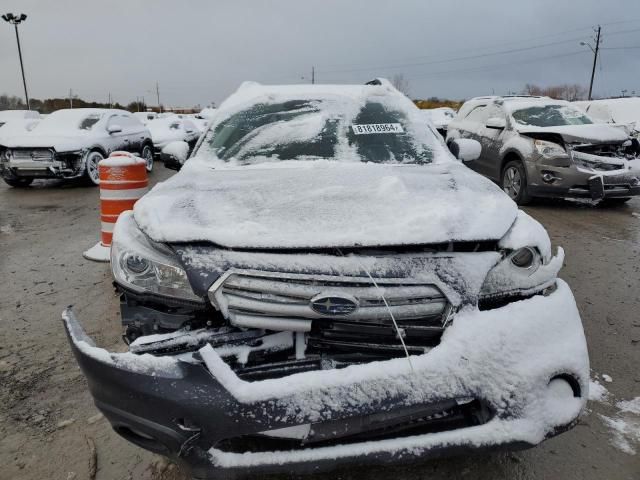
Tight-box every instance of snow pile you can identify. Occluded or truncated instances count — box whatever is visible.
[588,379,609,402]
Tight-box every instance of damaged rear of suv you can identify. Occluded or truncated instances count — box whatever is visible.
[63,80,589,478]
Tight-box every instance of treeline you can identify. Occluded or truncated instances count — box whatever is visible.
[0,94,193,114]
[521,83,587,101]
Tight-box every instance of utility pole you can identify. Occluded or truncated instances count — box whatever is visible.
[311,66,315,85]
[587,25,601,101]
[2,13,30,109]
[108,92,112,108]
[68,88,78,108]
[156,81,161,113]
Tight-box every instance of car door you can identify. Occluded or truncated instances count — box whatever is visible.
[182,120,199,144]
[454,104,494,177]
[104,114,129,154]
[478,104,508,181]
[120,114,144,153]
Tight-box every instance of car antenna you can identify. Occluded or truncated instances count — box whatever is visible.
[336,248,414,372]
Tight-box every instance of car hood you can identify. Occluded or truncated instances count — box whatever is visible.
[0,133,86,152]
[517,124,628,144]
[133,160,518,249]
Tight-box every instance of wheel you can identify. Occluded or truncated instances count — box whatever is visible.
[141,144,154,172]
[83,150,104,185]
[501,160,532,205]
[2,176,33,188]
[600,197,631,207]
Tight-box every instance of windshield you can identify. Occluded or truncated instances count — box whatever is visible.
[511,104,593,127]
[201,98,435,165]
[34,110,104,132]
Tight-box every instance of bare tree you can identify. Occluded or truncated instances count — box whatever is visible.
[521,83,587,101]
[391,74,411,97]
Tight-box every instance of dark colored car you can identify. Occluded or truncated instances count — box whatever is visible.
[63,80,589,478]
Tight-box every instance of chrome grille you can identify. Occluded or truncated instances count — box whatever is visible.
[11,149,54,162]
[210,272,449,332]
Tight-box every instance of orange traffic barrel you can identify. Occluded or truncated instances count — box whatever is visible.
[99,151,149,246]
[83,151,149,262]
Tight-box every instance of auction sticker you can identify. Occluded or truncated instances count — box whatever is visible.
[352,123,404,135]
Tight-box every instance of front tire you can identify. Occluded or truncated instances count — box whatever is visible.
[501,160,532,205]
[141,144,154,172]
[84,150,104,186]
[3,176,33,188]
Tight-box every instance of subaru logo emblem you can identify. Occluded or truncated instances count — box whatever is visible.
[310,294,358,316]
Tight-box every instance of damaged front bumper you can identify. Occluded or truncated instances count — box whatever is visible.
[0,149,87,180]
[63,279,589,478]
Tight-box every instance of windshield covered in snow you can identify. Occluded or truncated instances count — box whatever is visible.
[202,98,435,165]
[511,104,593,127]
[33,110,104,133]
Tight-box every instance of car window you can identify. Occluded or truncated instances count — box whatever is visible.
[203,98,435,165]
[79,114,102,130]
[511,104,593,127]
[464,105,489,123]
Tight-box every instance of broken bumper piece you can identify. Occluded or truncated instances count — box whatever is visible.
[62,280,589,478]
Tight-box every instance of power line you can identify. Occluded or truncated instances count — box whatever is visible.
[316,23,640,76]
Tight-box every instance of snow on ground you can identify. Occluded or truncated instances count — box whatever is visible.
[588,374,640,455]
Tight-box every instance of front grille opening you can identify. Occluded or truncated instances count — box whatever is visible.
[215,399,493,453]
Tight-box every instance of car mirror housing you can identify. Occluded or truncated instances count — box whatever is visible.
[486,117,506,130]
[107,124,123,134]
[161,141,190,171]
[449,138,481,163]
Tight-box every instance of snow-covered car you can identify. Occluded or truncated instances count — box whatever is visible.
[63,80,589,477]
[0,108,154,187]
[574,98,640,137]
[132,111,159,125]
[420,107,456,137]
[147,116,201,156]
[198,107,217,119]
[447,96,640,205]
[0,109,40,140]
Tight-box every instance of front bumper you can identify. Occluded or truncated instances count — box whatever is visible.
[0,151,85,179]
[526,153,640,200]
[63,279,588,478]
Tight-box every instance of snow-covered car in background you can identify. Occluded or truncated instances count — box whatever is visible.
[420,107,456,137]
[447,96,640,205]
[574,98,640,137]
[198,107,217,119]
[63,80,589,477]
[132,111,159,125]
[0,108,154,187]
[147,116,201,156]
[0,109,41,140]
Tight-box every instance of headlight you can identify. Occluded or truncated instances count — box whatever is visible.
[534,139,567,158]
[111,211,202,303]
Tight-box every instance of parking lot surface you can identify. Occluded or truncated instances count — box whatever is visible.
[0,168,638,480]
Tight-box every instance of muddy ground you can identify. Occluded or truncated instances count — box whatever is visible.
[0,166,638,479]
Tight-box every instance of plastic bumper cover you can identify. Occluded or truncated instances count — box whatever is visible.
[62,279,589,478]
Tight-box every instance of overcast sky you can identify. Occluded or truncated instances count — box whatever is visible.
[1,0,639,108]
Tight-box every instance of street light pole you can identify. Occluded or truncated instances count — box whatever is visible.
[2,13,30,109]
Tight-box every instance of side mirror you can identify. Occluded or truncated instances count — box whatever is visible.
[486,117,506,130]
[449,138,481,163]
[160,141,189,171]
[107,124,122,134]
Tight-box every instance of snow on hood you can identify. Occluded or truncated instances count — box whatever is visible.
[0,133,86,151]
[134,160,518,249]
[517,124,629,144]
